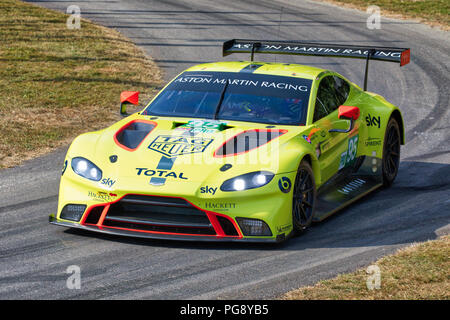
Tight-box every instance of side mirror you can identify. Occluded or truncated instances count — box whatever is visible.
[120,91,140,117]
[329,105,360,133]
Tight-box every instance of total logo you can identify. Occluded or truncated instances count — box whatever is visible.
[200,185,217,195]
[135,168,188,180]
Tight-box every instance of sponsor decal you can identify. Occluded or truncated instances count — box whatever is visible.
[174,75,309,92]
[136,168,188,180]
[308,128,321,141]
[278,177,292,193]
[177,119,227,135]
[183,119,226,130]
[204,202,236,211]
[100,177,116,188]
[200,185,217,195]
[365,137,382,147]
[276,224,291,234]
[339,134,359,170]
[88,190,117,202]
[232,42,404,60]
[365,113,381,128]
[148,135,214,158]
[62,160,68,175]
[302,135,311,144]
[177,127,217,135]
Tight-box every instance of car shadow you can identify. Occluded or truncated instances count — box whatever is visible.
[65,160,450,251]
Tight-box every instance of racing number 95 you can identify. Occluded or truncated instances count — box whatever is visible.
[339,135,359,170]
[348,135,358,161]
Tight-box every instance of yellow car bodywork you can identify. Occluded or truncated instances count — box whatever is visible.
[50,61,405,242]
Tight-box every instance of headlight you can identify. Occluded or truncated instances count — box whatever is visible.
[71,157,102,181]
[220,171,274,192]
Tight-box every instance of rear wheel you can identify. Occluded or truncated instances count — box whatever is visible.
[382,118,401,187]
[292,160,316,234]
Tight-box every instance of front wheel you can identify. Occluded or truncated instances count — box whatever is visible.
[382,118,401,187]
[292,160,316,234]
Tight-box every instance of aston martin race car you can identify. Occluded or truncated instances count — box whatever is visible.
[49,40,410,242]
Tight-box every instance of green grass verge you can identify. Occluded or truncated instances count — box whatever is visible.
[283,235,449,299]
[316,0,449,29]
[0,0,162,168]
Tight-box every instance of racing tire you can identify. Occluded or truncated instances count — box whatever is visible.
[292,160,316,234]
[382,117,401,187]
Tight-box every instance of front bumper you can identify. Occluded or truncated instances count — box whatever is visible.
[52,168,297,243]
[49,215,285,243]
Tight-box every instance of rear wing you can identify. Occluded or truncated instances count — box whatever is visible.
[222,39,410,90]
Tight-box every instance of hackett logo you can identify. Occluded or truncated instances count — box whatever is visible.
[148,135,214,158]
[204,202,236,210]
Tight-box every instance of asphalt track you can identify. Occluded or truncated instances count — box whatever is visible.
[1,0,449,299]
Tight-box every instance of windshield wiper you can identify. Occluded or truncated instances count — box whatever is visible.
[213,80,229,120]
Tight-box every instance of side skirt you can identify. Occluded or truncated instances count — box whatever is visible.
[313,156,383,222]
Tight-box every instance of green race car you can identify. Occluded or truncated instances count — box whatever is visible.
[49,39,410,242]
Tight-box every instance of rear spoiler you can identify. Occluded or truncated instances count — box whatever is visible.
[222,39,410,90]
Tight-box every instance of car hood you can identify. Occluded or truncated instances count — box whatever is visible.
[69,114,315,186]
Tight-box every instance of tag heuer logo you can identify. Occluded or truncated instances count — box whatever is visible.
[148,135,214,158]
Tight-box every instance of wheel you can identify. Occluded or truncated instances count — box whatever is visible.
[292,160,316,234]
[382,117,401,187]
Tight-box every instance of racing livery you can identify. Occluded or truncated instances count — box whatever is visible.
[49,40,410,242]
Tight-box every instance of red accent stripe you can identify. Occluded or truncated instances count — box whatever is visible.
[80,203,105,225]
[205,212,225,237]
[96,205,110,229]
[80,193,243,239]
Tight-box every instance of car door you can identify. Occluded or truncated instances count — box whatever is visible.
[310,75,352,184]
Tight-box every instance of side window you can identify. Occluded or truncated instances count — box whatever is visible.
[313,76,340,122]
[333,76,350,106]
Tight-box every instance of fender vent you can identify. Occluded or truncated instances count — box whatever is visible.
[214,129,287,157]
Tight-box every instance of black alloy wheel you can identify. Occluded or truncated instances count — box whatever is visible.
[382,118,401,187]
[292,160,316,233]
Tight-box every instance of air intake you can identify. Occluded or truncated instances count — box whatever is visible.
[114,120,156,151]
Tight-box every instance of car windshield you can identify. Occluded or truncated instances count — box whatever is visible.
[142,71,312,125]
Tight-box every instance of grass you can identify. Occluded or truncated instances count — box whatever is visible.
[314,0,449,29]
[0,0,162,168]
[282,235,450,299]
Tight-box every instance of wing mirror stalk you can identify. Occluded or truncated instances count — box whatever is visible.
[120,91,140,117]
[329,105,360,133]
